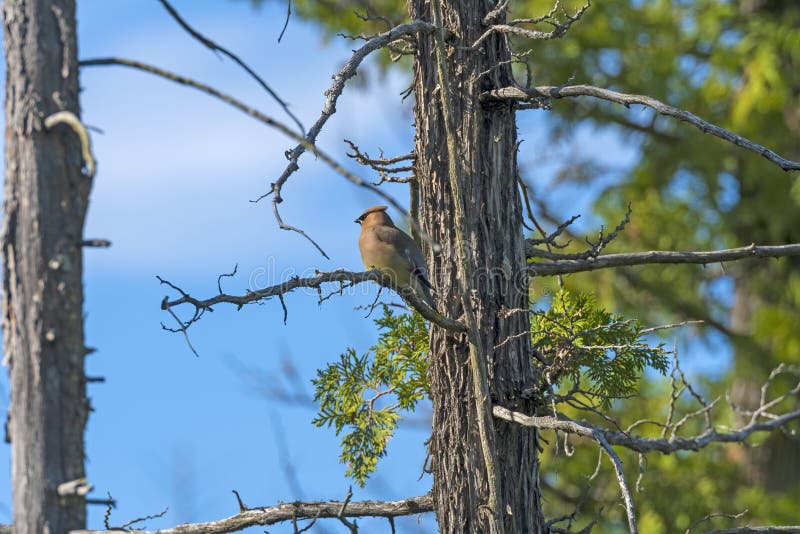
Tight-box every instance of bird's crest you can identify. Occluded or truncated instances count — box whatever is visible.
[355,205,389,223]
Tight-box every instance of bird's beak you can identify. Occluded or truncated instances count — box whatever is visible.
[354,219,361,224]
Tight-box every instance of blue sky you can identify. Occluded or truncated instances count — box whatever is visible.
[0,1,730,532]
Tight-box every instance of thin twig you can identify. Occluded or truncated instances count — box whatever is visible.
[493,402,800,456]
[278,0,292,42]
[157,0,304,134]
[685,509,748,534]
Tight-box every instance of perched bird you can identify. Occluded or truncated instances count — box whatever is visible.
[355,205,436,309]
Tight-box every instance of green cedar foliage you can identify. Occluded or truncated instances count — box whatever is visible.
[315,293,670,485]
[312,305,428,486]
[532,289,670,407]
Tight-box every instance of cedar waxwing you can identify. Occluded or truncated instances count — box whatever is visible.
[355,206,436,309]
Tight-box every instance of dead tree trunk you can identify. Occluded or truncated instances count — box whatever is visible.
[410,0,544,531]
[3,0,89,532]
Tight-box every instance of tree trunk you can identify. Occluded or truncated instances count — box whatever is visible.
[3,0,89,532]
[409,0,544,531]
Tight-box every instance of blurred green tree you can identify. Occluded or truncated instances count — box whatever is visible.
[243,0,800,530]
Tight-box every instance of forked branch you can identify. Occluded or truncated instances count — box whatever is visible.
[473,1,591,49]
[528,243,800,276]
[482,85,800,172]
[159,269,466,335]
[158,0,305,134]
[70,494,433,534]
[496,363,800,533]
[261,19,436,252]
[79,58,421,258]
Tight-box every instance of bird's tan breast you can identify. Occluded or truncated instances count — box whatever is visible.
[358,226,413,285]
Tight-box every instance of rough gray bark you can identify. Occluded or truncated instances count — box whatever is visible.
[409,0,544,531]
[2,0,89,532]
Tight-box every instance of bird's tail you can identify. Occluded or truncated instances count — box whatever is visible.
[415,280,437,311]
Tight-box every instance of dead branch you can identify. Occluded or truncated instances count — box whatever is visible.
[345,140,415,168]
[527,206,631,261]
[685,510,748,534]
[344,140,416,185]
[159,269,466,334]
[472,0,591,49]
[494,408,638,532]
[157,0,305,135]
[528,243,800,276]
[278,0,292,42]
[496,374,800,534]
[482,85,800,172]
[494,381,800,456]
[69,494,433,534]
[594,430,638,534]
[259,20,437,253]
[79,58,421,258]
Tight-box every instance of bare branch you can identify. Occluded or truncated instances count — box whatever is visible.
[81,238,111,248]
[157,0,305,134]
[483,0,511,25]
[231,490,248,512]
[337,487,359,533]
[493,407,638,533]
[116,507,170,530]
[594,431,638,534]
[217,264,238,294]
[497,386,800,533]
[159,269,466,334]
[260,20,437,253]
[639,320,704,335]
[70,494,433,534]
[345,140,415,168]
[344,140,416,185]
[472,1,591,49]
[278,0,292,42]
[482,85,800,172]
[686,509,748,534]
[493,400,800,456]
[526,214,580,248]
[528,243,800,276]
[79,57,425,258]
[528,205,632,261]
[162,303,200,358]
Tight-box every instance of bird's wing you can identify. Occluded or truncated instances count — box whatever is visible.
[404,238,434,290]
[374,226,434,290]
